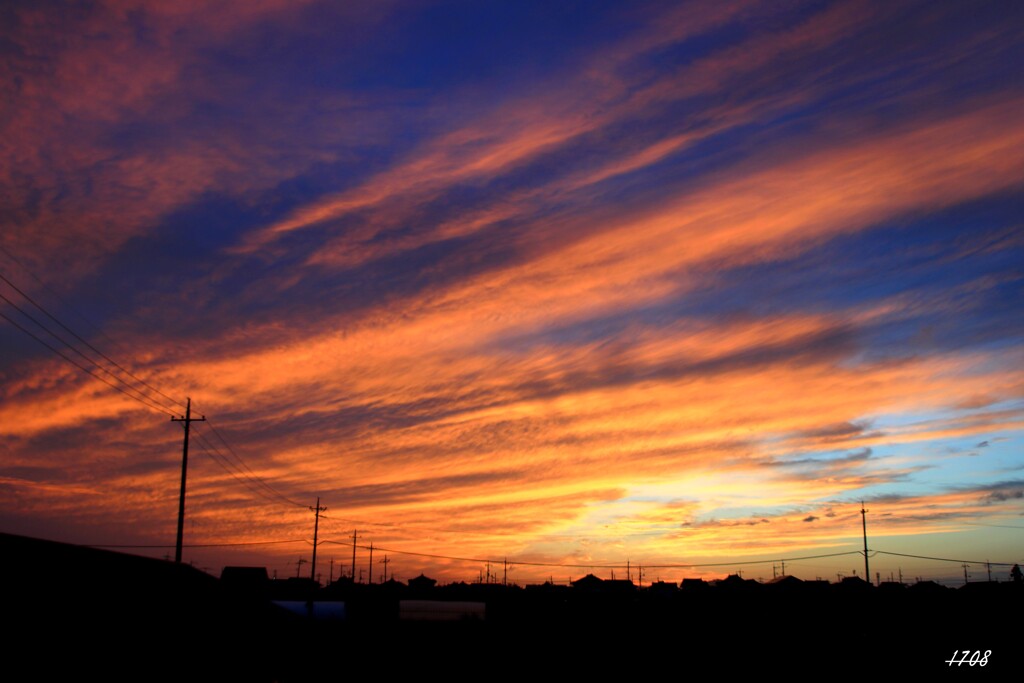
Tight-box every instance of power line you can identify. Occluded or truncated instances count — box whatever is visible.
[0,308,175,416]
[0,287,180,414]
[1,302,304,515]
[89,539,307,548]
[0,290,178,415]
[0,280,303,512]
[641,551,867,569]
[0,244,139,362]
[0,268,186,411]
[960,521,1024,530]
[318,540,865,570]
[874,549,1018,566]
[193,412,305,508]
[0,256,308,531]
[191,430,304,510]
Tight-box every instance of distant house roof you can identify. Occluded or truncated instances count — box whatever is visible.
[767,575,803,586]
[571,574,604,590]
[571,574,636,593]
[408,573,437,589]
[717,573,757,589]
[647,580,678,591]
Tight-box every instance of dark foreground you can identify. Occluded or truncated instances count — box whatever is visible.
[2,532,1016,679]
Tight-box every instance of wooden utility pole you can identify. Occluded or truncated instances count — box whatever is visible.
[309,497,326,584]
[171,397,205,564]
[381,555,390,582]
[368,543,374,584]
[350,529,358,579]
[860,501,870,582]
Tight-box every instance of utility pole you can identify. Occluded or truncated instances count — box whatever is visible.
[781,560,786,577]
[295,557,307,578]
[987,561,992,583]
[309,497,326,584]
[351,529,358,580]
[368,543,374,584]
[171,397,205,564]
[381,555,390,582]
[962,563,970,585]
[329,558,334,584]
[503,557,508,587]
[860,501,870,582]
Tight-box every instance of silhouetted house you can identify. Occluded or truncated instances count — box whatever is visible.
[525,581,571,598]
[646,580,678,595]
[571,574,605,593]
[960,580,1000,595]
[877,581,906,593]
[408,573,437,591]
[681,578,709,592]
[716,573,759,592]
[834,575,871,594]
[569,574,636,595]
[802,579,831,594]
[766,575,803,592]
[437,580,475,600]
[907,580,947,595]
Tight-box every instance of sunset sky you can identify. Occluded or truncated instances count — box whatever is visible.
[1,0,1022,585]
